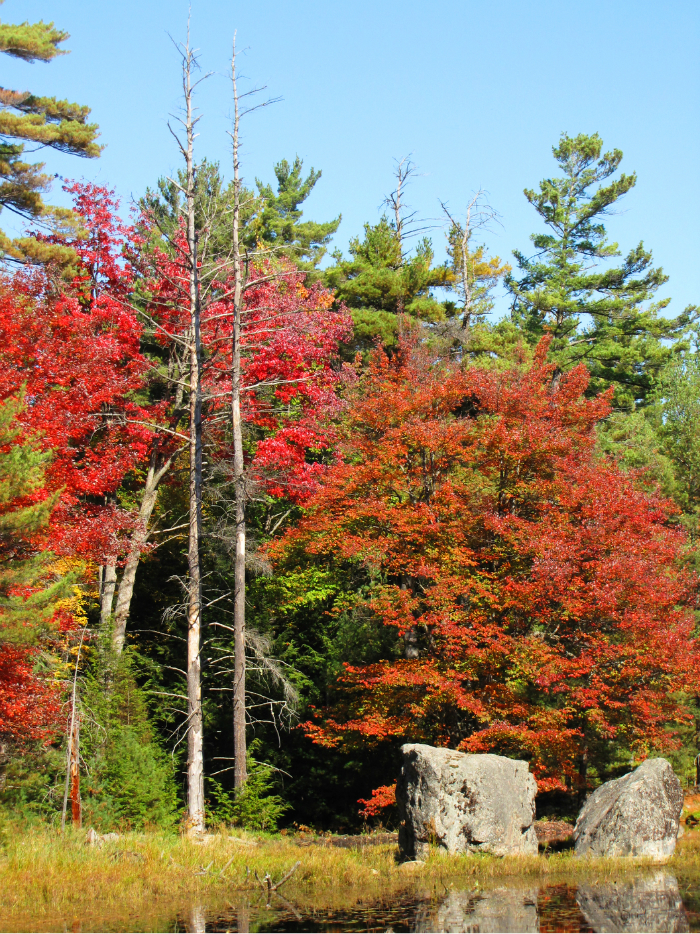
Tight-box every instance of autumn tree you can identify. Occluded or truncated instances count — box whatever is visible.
[0,394,69,789]
[0,1,101,264]
[0,263,151,566]
[508,133,696,409]
[271,335,699,795]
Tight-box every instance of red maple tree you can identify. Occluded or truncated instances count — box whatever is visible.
[143,226,352,500]
[0,183,153,563]
[273,336,699,791]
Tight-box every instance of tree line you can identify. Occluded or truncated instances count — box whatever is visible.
[0,7,698,833]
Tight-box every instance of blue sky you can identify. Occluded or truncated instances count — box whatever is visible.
[3,0,699,317]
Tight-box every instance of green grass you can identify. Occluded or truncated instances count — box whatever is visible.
[1,825,698,932]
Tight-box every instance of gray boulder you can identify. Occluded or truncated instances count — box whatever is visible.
[396,743,538,860]
[574,758,683,860]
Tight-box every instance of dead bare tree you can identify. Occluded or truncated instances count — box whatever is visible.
[229,37,247,790]
[440,190,504,337]
[157,22,210,835]
[61,625,87,831]
[227,36,281,790]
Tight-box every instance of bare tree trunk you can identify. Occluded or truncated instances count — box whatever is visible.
[69,715,81,827]
[230,39,247,790]
[100,561,117,627]
[112,451,172,654]
[178,28,205,835]
[62,626,86,831]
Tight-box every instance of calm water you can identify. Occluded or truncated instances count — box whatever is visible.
[172,871,698,933]
[5,871,700,932]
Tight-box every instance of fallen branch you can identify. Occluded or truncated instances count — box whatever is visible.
[273,860,301,892]
[254,861,302,908]
[219,853,237,877]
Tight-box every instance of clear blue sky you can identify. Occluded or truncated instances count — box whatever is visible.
[4,0,699,317]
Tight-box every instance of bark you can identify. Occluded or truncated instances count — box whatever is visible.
[62,627,86,831]
[69,715,81,828]
[230,40,247,790]
[100,560,117,627]
[183,37,205,834]
[112,449,172,654]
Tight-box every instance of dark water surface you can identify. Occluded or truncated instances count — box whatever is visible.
[168,871,700,933]
[5,871,700,932]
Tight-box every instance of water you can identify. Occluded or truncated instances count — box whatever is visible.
[5,871,699,932]
[167,871,696,933]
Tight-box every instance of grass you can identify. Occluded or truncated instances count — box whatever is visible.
[1,824,699,932]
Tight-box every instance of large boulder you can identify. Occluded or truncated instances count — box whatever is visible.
[396,743,538,860]
[574,758,683,860]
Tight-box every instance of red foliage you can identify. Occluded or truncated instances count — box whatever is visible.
[0,183,153,560]
[143,222,352,501]
[358,783,396,819]
[0,645,61,746]
[275,337,699,789]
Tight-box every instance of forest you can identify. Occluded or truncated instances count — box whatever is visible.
[1,6,699,841]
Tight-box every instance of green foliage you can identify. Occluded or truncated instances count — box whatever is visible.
[206,742,288,832]
[0,395,68,642]
[0,2,100,265]
[326,216,447,356]
[140,156,338,271]
[254,157,340,269]
[81,653,179,831]
[654,350,700,529]
[508,132,696,409]
[0,745,64,825]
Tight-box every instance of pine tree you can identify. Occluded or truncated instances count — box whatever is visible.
[507,133,696,409]
[141,156,338,271]
[325,217,447,355]
[0,1,101,265]
[0,396,66,642]
[326,160,449,356]
[253,157,340,268]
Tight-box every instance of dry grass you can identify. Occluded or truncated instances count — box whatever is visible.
[1,825,699,932]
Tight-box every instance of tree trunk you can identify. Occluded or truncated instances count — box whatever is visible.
[100,560,117,627]
[577,745,588,810]
[112,450,172,654]
[69,715,81,827]
[231,41,248,791]
[62,626,86,831]
[183,36,205,835]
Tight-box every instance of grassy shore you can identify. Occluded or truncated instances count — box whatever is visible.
[1,825,698,931]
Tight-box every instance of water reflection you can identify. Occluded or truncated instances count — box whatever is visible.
[200,871,689,933]
[576,872,689,933]
[412,872,688,934]
[414,885,539,933]
[2,870,693,932]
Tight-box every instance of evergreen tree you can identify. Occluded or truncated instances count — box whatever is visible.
[253,156,340,268]
[508,133,695,409]
[141,156,338,270]
[0,396,66,643]
[325,217,447,355]
[81,655,179,831]
[0,2,101,265]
